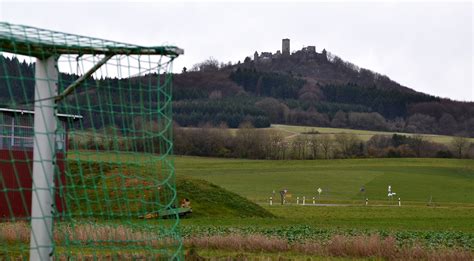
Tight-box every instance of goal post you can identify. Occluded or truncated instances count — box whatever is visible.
[30,56,58,260]
[0,22,184,259]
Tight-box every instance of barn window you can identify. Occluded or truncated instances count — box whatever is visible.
[0,110,68,151]
[13,114,34,149]
[0,114,13,149]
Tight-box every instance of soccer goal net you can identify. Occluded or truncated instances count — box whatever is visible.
[0,22,184,259]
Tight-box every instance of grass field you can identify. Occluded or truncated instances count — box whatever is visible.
[68,151,474,233]
[270,124,474,144]
[172,123,474,145]
[175,156,474,205]
[68,151,474,216]
[176,123,474,146]
[173,156,474,235]
[3,152,473,259]
[180,205,474,233]
[174,156,474,259]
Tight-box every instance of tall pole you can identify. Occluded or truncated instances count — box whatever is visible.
[30,56,58,261]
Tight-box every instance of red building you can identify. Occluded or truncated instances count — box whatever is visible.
[0,108,81,220]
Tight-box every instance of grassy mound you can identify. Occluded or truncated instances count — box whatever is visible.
[176,176,273,218]
[65,160,273,218]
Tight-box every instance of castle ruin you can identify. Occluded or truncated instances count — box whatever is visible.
[282,38,290,55]
[252,38,324,63]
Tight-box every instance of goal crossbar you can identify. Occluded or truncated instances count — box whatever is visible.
[0,22,184,58]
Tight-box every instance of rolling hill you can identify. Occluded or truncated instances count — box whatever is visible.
[1,46,474,137]
[173,47,474,136]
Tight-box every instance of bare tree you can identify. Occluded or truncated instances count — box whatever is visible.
[255,98,289,123]
[235,122,255,158]
[291,135,308,159]
[406,114,437,134]
[320,135,333,159]
[309,135,320,159]
[331,111,347,128]
[409,134,426,157]
[279,140,289,160]
[334,133,359,158]
[438,113,458,135]
[266,130,285,159]
[451,135,470,158]
[191,57,220,72]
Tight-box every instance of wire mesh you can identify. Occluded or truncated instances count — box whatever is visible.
[0,22,182,259]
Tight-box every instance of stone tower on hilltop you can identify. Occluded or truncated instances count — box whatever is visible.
[282,38,290,55]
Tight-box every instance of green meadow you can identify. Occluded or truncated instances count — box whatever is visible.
[175,157,474,205]
[174,156,474,258]
[174,155,474,258]
[68,151,474,232]
[269,124,474,144]
[3,152,473,259]
[177,123,474,144]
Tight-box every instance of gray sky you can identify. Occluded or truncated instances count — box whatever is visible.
[1,1,472,101]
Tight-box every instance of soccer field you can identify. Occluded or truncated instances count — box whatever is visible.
[175,156,474,205]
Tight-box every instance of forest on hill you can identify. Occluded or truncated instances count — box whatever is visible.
[173,52,474,137]
[1,54,474,137]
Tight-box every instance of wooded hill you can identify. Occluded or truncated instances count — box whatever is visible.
[1,53,473,137]
[173,50,474,137]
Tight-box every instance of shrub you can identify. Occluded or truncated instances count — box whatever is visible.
[436,150,453,158]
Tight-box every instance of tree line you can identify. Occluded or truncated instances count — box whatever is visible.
[172,124,473,160]
[70,123,474,160]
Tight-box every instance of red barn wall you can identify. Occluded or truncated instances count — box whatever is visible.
[0,149,66,220]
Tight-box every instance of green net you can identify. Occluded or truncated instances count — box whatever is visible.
[0,22,183,259]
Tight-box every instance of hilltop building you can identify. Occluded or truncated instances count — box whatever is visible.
[252,38,327,63]
[302,46,316,53]
[282,38,290,55]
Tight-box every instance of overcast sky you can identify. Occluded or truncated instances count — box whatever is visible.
[0,1,472,101]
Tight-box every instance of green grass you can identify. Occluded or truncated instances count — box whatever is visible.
[175,157,474,205]
[270,124,474,144]
[5,152,472,259]
[265,205,474,231]
[62,151,474,257]
[172,155,474,239]
[176,176,273,218]
[73,123,473,150]
[177,123,474,144]
[192,249,373,261]
[180,205,474,232]
[68,151,474,231]
[65,154,272,218]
